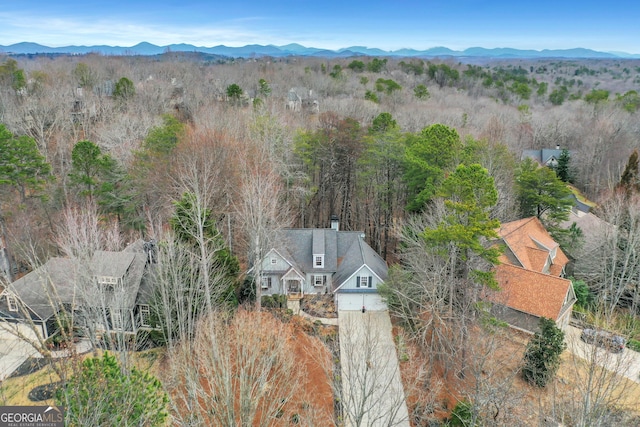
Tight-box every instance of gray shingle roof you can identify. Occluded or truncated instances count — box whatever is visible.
[274,228,388,290]
[521,148,571,166]
[4,258,78,321]
[278,229,338,273]
[4,240,148,322]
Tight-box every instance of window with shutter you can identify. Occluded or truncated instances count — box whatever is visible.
[357,276,372,288]
[261,277,272,289]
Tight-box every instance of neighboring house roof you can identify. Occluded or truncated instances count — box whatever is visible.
[559,208,615,251]
[521,148,568,166]
[489,217,576,327]
[2,257,78,321]
[271,228,388,290]
[2,240,148,322]
[93,251,136,279]
[497,217,569,276]
[487,264,573,321]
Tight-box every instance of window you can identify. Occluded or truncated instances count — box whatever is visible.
[97,276,119,287]
[139,305,151,327]
[314,275,325,287]
[6,294,17,312]
[111,309,123,330]
[314,255,324,268]
[261,276,272,289]
[270,258,277,265]
[357,276,372,288]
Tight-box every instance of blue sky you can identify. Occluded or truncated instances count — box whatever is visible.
[1,1,639,53]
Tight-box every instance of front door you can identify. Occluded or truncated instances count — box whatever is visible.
[287,280,300,293]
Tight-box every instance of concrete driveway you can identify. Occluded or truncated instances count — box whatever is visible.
[0,325,40,381]
[338,310,410,427]
[565,325,640,384]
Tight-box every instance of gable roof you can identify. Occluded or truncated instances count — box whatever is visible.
[271,228,388,289]
[497,217,568,275]
[3,257,78,321]
[334,232,388,289]
[278,229,338,273]
[93,251,136,278]
[4,240,148,321]
[486,264,573,321]
[521,148,566,166]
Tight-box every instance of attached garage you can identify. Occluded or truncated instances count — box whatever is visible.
[336,290,387,311]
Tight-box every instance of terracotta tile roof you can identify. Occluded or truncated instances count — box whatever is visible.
[497,216,568,274]
[487,264,573,320]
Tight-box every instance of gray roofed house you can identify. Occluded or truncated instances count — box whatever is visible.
[0,239,156,339]
[521,146,572,168]
[257,218,389,311]
[286,87,319,113]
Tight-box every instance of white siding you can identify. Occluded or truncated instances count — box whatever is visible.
[261,250,291,272]
[340,266,381,291]
[260,274,285,296]
[336,293,387,311]
[303,273,332,294]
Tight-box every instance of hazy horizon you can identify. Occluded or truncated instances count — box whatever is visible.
[1,1,639,54]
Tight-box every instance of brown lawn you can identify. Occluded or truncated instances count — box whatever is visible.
[396,324,640,426]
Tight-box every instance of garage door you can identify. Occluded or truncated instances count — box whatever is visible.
[336,293,387,311]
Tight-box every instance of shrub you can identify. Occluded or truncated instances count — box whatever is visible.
[448,400,476,427]
[627,339,640,352]
[364,90,379,103]
[57,352,168,426]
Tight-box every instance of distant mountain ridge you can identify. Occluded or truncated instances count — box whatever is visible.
[1,42,639,59]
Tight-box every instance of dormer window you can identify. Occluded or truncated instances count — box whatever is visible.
[314,255,324,268]
[97,276,118,286]
[6,294,17,312]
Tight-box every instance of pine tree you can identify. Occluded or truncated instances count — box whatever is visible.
[556,149,572,182]
[617,149,640,195]
[522,317,566,387]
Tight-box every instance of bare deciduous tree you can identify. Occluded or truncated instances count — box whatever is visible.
[574,192,640,319]
[164,310,333,426]
[234,152,290,310]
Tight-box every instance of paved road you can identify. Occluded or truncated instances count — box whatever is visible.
[338,310,410,427]
[0,325,39,381]
[565,325,640,384]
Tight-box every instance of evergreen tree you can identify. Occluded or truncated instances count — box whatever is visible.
[57,352,168,426]
[404,124,463,211]
[556,148,572,182]
[617,149,640,194]
[423,163,501,288]
[113,76,135,101]
[515,158,573,224]
[69,140,114,198]
[0,125,51,202]
[522,317,566,387]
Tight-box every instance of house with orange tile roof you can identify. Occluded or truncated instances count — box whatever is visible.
[485,217,576,333]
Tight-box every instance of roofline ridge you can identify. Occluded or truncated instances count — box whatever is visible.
[498,263,571,283]
[501,216,537,237]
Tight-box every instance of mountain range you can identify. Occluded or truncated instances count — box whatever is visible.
[1,42,639,59]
